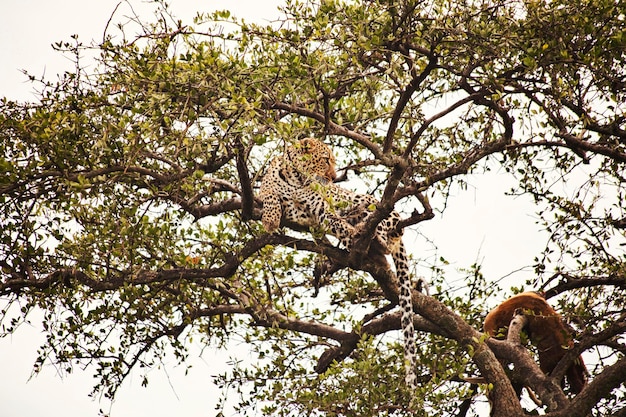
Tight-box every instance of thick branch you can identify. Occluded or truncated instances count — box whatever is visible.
[0,164,181,197]
[252,308,355,342]
[0,234,338,296]
[193,197,247,219]
[551,313,626,384]
[546,357,626,417]
[411,292,524,415]
[557,130,626,163]
[506,310,528,345]
[542,272,626,298]
[486,337,569,412]
[500,310,569,411]
[315,308,448,373]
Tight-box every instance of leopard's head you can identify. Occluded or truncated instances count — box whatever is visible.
[288,138,337,182]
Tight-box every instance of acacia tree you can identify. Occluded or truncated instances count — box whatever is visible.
[1,0,625,415]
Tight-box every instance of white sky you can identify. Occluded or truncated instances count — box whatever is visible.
[0,1,544,416]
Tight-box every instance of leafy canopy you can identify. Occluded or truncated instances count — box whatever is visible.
[1,0,625,416]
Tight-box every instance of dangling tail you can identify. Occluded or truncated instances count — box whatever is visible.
[393,240,419,390]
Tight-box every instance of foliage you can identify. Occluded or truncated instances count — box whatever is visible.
[1,0,625,416]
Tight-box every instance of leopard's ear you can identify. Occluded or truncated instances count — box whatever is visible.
[299,138,314,153]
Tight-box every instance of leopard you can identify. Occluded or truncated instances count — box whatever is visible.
[259,137,422,391]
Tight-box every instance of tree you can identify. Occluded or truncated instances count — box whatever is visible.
[1,0,625,415]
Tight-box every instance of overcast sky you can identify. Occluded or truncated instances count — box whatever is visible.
[0,2,542,416]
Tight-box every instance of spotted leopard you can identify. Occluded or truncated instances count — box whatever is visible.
[259,138,420,390]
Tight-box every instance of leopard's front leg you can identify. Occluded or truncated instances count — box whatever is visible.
[292,187,357,249]
[261,192,283,233]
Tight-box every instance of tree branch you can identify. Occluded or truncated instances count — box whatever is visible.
[486,337,569,412]
[235,139,254,220]
[411,292,524,415]
[542,272,626,298]
[546,357,626,417]
[383,54,438,153]
[269,101,383,158]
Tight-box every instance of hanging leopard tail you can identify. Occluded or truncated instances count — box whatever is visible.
[392,240,429,393]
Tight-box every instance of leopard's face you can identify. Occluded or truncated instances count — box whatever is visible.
[289,138,337,182]
[259,137,338,233]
